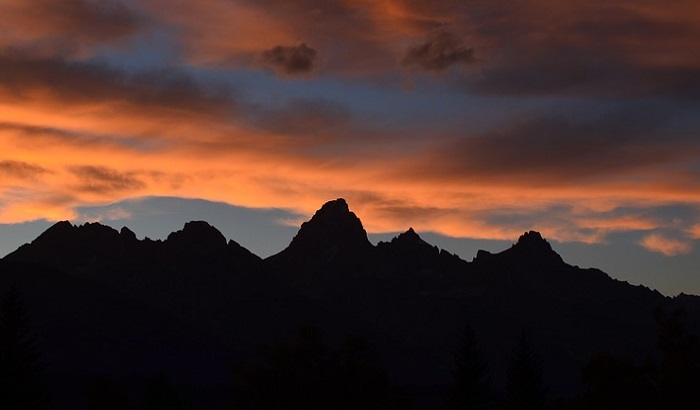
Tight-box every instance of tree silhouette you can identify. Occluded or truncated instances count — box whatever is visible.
[502,331,546,410]
[570,308,700,410]
[0,284,49,409]
[446,324,492,410]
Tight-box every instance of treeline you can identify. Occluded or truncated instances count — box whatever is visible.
[445,309,700,410]
[445,325,546,410]
[556,308,700,410]
[2,284,700,409]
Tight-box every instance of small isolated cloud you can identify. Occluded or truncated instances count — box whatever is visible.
[639,233,692,256]
[0,160,50,180]
[402,30,476,72]
[260,43,317,76]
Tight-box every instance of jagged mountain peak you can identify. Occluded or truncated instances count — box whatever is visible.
[165,221,228,254]
[302,198,358,230]
[375,227,449,270]
[4,220,126,266]
[400,227,419,239]
[317,197,350,215]
[506,230,564,265]
[392,227,431,248]
[120,226,137,241]
[30,220,75,245]
[167,221,226,242]
[34,220,121,244]
[289,198,370,248]
[45,220,74,233]
[516,230,548,247]
[266,198,372,270]
[4,219,261,268]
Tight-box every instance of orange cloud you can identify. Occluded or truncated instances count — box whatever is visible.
[0,160,49,180]
[639,234,693,256]
[1,113,697,246]
[688,225,700,240]
[2,70,698,246]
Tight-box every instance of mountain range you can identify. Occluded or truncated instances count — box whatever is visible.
[1,198,698,408]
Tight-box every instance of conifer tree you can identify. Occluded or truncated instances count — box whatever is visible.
[503,331,546,410]
[447,324,492,410]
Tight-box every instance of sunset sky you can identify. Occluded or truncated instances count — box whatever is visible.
[1,0,699,295]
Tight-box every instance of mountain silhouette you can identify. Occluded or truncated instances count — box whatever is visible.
[1,198,697,408]
[267,198,373,271]
[499,230,564,266]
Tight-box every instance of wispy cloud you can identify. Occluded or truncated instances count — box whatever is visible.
[68,165,146,195]
[0,161,50,180]
[640,233,693,256]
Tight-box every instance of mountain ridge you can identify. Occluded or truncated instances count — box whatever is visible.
[0,198,696,408]
[2,199,599,283]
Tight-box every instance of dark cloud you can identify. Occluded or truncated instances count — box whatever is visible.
[2,0,143,56]
[0,122,78,139]
[38,0,139,43]
[0,121,162,152]
[407,108,700,185]
[455,1,700,97]
[69,166,146,194]
[0,51,236,118]
[402,30,476,72]
[348,191,447,220]
[0,161,50,180]
[243,0,466,71]
[462,51,700,99]
[260,43,317,76]
[373,202,448,221]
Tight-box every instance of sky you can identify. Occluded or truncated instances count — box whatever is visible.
[1,0,699,296]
